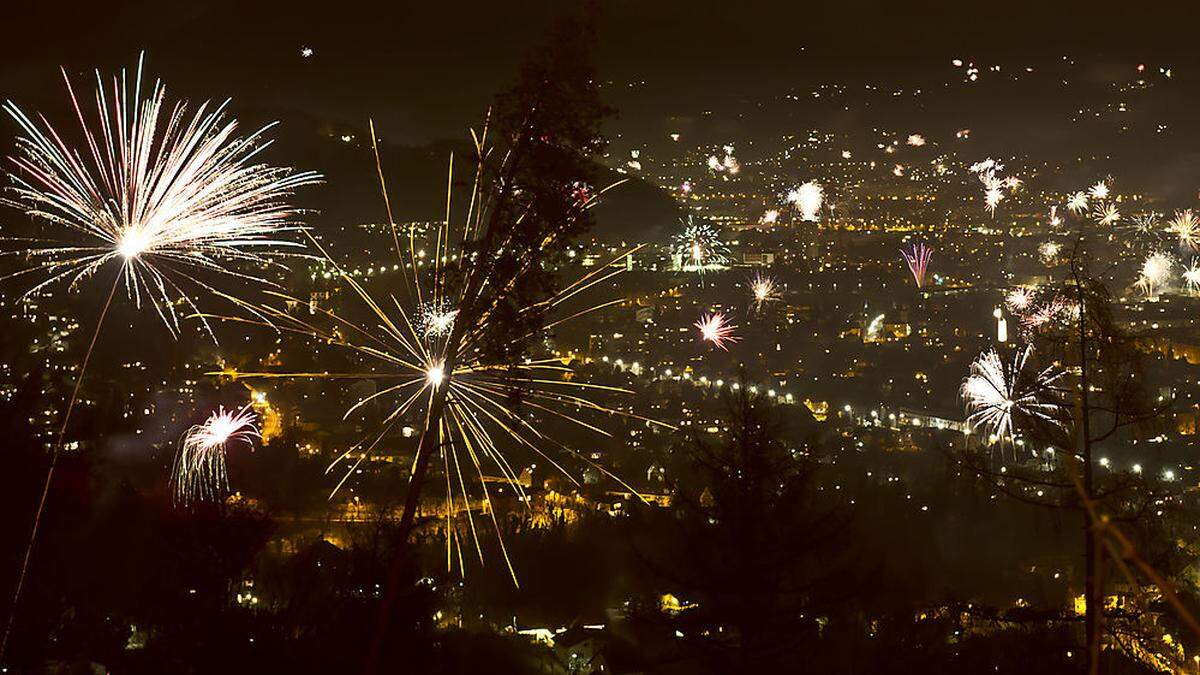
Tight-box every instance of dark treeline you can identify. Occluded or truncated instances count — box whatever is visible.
[0,375,1187,674]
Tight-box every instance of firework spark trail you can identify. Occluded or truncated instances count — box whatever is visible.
[961,345,1064,445]
[0,272,119,660]
[171,405,260,505]
[0,56,315,660]
[695,311,739,350]
[901,241,933,288]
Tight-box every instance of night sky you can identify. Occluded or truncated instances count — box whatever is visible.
[4,0,1199,143]
[2,1,1200,228]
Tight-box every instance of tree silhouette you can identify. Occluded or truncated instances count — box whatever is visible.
[956,229,1200,672]
[628,387,857,672]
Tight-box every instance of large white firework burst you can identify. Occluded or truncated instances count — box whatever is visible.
[1168,209,1199,251]
[1137,252,1172,298]
[786,181,824,222]
[961,346,1064,444]
[1005,287,1034,312]
[2,54,320,335]
[1183,259,1200,293]
[171,405,260,505]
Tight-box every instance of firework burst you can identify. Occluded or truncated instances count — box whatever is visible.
[707,144,739,176]
[1168,209,1199,251]
[1137,252,1172,298]
[1133,212,1161,235]
[695,311,739,350]
[1183,259,1200,293]
[417,299,460,338]
[1093,202,1120,227]
[786,181,824,222]
[2,54,320,336]
[984,185,1004,215]
[970,158,1015,217]
[1067,191,1089,214]
[1048,205,1062,228]
[207,127,670,584]
[673,217,730,273]
[1021,296,1069,328]
[749,273,780,310]
[961,346,1064,444]
[901,241,933,288]
[1005,287,1034,312]
[1038,240,1062,264]
[0,56,317,658]
[171,405,259,505]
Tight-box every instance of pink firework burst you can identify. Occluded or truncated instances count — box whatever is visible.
[1022,297,1068,328]
[901,242,934,288]
[695,312,739,350]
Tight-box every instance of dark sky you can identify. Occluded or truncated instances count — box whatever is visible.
[3,0,1198,145]
[2,0,1199,230]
